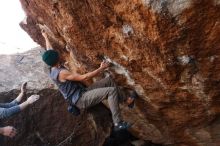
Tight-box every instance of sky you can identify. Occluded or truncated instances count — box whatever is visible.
[0,1,38,55]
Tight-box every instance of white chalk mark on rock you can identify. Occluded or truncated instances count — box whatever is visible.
[177,55,191,65]
[142,0,192,17]
[104,56,135,86]
[214,0,220,5]
[104,56,149,101]
[122,24,134,38]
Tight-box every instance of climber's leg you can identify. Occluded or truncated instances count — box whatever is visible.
[86,77,127,102]
[87,77,138,108]
[0,100,18,108]
[87,76,117,90]
[76,87,121,124]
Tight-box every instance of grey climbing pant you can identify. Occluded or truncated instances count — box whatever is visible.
[76,77,125,124]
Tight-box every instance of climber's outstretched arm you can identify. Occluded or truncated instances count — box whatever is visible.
[42,31,53,50]
[59,61,110,82]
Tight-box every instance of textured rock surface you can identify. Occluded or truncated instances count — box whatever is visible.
[0,47,52,92]
[0,48,112,146]
[19,0,220,146]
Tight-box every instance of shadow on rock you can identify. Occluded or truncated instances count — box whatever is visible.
[103,129,164,146]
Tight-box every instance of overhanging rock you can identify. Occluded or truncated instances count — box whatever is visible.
[19,0,220,145]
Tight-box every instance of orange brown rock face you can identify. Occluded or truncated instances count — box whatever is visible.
[19,0,220,145]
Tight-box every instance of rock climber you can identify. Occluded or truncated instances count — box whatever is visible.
[0,82,40,138]
[41,31,138,131]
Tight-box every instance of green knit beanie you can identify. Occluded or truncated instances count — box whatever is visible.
[42,50,59,66]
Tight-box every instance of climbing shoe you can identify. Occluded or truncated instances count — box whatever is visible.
[114,121,132,131]
[128,90,138,108]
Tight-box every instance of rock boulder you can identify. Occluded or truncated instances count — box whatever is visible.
[18,0,220,145]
